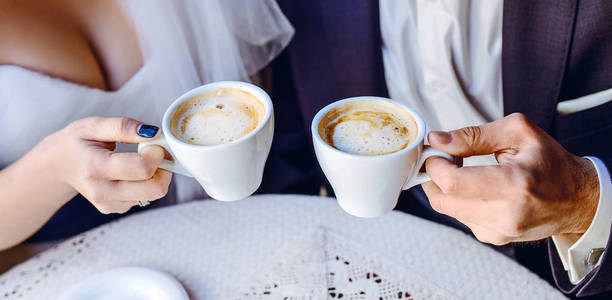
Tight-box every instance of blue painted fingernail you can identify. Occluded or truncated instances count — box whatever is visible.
[137,124,159,138]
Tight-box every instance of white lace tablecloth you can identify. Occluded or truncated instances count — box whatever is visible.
[0,195,566,299]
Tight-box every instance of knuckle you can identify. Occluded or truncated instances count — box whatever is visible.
[429,196,445,214]
[429,198,442,213]
[135,167,153,180]
[460,126,482,148]
[135,157,156,179]
[438,177,460,194]
[471,228,510,246]
[470,229,490,244]
[507,112,528,123]
[117,118,134,137]
[83,157,102,180]
[500,221,524,237]
[91,201,113,214]
[84,116,104,130]
[145,162,158,178]
[86,187,107,204]
[83,170,97,182]
[97,207,112,215]
[64,120,80,133]
[489,235,511,246]
[508,113,536,132]
[149,179,169,199]
[65,118,91,136]
[117,204,133,214]
[94,201,130,215]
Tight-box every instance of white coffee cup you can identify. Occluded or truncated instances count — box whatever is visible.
[138,81,274,201]
[311,96,453,218]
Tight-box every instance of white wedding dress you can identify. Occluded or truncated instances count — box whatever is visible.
[0,0,294,203]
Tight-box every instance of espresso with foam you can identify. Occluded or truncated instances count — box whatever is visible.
[318,100,418,155]
[170,87,265,146]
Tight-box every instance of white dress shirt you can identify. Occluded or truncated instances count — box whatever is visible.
[379,0,612,284]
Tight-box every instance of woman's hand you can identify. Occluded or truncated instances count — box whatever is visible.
[40,117,172,214]
[0,116,172,249]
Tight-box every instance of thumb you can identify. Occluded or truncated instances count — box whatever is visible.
[428,128,495,157]
[73,117,160,144]
[428,113,530,157]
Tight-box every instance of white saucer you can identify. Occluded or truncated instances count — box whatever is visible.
[57,266,189,300]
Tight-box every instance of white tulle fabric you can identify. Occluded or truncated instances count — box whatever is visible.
[0,0,293,202]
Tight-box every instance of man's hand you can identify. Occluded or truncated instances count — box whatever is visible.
[422,113,600,245]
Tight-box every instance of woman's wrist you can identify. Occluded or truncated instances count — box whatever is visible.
[21,133,78,208]
[0,133,77,250]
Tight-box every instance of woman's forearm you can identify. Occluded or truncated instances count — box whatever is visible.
[0,117,172,250]
[0,136,76,250]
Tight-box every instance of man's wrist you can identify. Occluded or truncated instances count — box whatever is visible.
[552,156,612,284]
[564,156,600,234]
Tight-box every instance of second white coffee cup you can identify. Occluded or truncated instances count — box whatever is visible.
[312,96,452,218]
[138,81,274,202]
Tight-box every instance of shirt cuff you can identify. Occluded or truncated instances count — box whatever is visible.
[551,156,612,284]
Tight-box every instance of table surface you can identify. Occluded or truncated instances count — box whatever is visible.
[0,194,566,299]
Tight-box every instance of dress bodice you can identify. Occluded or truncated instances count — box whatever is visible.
[0,0,293,241]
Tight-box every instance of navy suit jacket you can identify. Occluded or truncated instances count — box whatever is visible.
[267,0,612,298]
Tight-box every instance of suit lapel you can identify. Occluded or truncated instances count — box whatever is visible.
[502,0,578,130]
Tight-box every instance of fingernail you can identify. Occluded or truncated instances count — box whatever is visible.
[429,131,452,144]
[137,124,159,138]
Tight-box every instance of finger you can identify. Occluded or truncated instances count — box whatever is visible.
[79,180,140,214]
[100,201,137,215]
[103,145,166,180]
[421,181,446,215]
[423,179,520,244]
[425,156,509,198]
[462,220,512,246]
[422,179,512,228]
[110,169,172,202]
[423,181,511,243]
[72,117,160,143]
[421,181,483,222]
[428,113,537,157]
[88,141,117,151]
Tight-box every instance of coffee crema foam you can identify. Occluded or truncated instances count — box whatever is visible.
[170,87,265,146]
[318,100,418,155]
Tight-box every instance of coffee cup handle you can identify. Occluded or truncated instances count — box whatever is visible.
[402,146,453,190]
[138,133,192,177]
